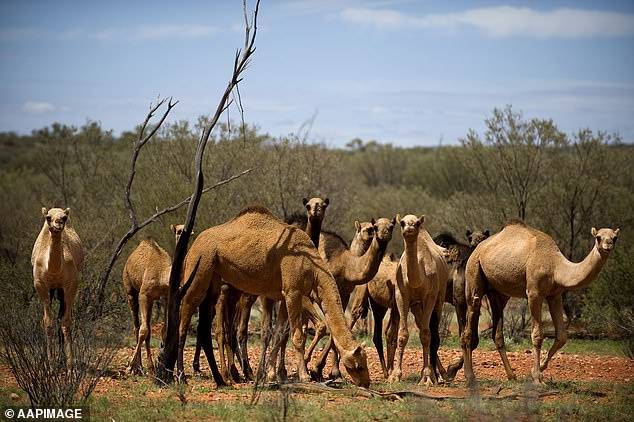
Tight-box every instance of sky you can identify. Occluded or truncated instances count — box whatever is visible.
[1,0,633,147]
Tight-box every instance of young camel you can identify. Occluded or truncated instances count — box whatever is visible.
[122,224,185,374]
[31,207,84,368]
[178,206,370,387]
[310,217,395,380]
[433,230,491,380]
[462,222,619,385]
[389,214,449,386]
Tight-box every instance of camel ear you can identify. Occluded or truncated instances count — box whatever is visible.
[354,221,361,232]
[170,224,176,234]
[324,198,329,206]
[484,229,490,237]
[391,216,397,225]
[395,214,401,225]
[302,198,309,206]
[371,217,376,226]
[41,207,48,217]
[64,208,71,216]
[466,228,472,238]
[614,228,620,237]
[591,227,598,237]
[419,215,426,224]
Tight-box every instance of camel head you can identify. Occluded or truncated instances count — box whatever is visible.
[371,216,396,244]
[354,220,375,244]
[591,227,619,255]
[396,214,423,242]
[466,228,490,248]
[341,345,370,387]
[42,207,70,234]
[302,197,329,222]
[171,224,194,245]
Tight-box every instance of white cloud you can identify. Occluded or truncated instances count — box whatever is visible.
[23,101,56,114]
[341,6,634,38]
[95,24,217,41]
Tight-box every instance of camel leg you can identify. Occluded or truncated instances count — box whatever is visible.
[445,298,466,381]
[369,299,388,378]
[193,291,226,386]
[541,294,567,372]
[192,342,202,373]
[256,297,274,381]
[412,303,436,386]
[226,289,243,382]
[35,283,55,359]
[527,292,545,384]
[60,286,75,371]
[385,308,399,376]
[327,293,351,380]
[388,285,409,383]
[236,294,256,380]
[144,297,156,374]
[303,298,327,364]
[267,301,289,382]
[130,294,151,374]
[462,260,485,387]
[489,291,515,380]
[214,284,232,384]
[126,290,140,342]
[286,291,311,382]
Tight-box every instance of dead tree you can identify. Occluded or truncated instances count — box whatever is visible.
[92,97,252,316]
[156,0,261,385]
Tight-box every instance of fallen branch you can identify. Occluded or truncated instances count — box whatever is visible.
[263,382,559,402]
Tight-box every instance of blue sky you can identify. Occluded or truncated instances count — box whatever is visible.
[1,0,633,146]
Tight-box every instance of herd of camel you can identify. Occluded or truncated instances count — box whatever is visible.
[31,199,619,389]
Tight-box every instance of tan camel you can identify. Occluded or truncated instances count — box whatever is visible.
[348,253,399,378]
[389,214,449,386]
[310,217,395,379]
[31,207,84,367]
[205,197,331,383]
[123,224,185,374]
[433,230,490,380]
[304,219,376,364]
[178,206,370,387]
[462,222,619,385]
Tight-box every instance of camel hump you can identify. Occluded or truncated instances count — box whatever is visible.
[504,218,527,227]
[237,204,274,217]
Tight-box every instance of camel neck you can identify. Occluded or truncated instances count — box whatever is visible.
[47,229,64,274]
[556,245,608,290]
[403,236,422,286]
[344,236,386,286]
[316,270,358,352]
[306,217,322,248]
[350,235,372,257]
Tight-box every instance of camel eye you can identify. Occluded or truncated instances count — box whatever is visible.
[305,204,311,211]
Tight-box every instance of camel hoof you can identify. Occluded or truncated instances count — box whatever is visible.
[387,372,401,384]
[507,372,517,381]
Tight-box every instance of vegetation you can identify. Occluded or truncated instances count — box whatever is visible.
[0,106,632,408]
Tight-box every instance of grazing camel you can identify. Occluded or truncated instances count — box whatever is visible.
[200,197,332,383]
[310,217,395,380]
[433,230,490,380]
[31,207,84,368]
[123,224,185,374]
[389,215,449,386]
[462,221,619,385]
[178,206,370,387]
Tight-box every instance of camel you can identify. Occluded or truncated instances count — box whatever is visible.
[462,222,619,385]
[123,224,185,374]
[388,214,449,386]
[348,253,400,378]
[178,206,370,387]
[31,207,84,368]
[310,217,395,380]
[433,229,490,380]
